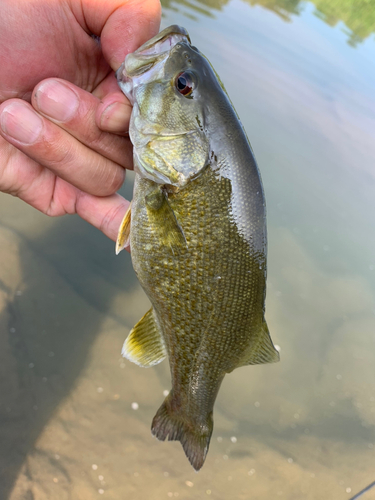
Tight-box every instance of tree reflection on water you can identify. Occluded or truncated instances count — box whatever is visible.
[161,0,375,46]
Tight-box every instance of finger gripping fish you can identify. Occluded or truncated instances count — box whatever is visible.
[116,25,279,471]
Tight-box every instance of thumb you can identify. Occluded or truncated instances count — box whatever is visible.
[76,0,161,70]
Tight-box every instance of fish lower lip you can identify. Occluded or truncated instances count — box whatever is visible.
[136,33,187,59]
[124,33,189,78]
[133,25,190,55]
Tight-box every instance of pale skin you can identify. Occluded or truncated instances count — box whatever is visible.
[0,0,161,243]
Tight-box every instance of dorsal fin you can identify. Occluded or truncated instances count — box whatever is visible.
[236,320,280,368]
[122,308,167,367]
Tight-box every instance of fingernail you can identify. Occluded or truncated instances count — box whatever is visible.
[0,102,43,144]
[35,80,79,122]
[100,102,130,133]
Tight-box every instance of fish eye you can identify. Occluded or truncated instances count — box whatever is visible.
[175,71,195,97]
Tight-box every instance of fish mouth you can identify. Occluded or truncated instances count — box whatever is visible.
[116,25,190,104]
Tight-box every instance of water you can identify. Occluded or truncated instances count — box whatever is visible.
[1,1,375,498]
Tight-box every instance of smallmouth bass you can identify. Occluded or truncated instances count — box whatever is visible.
[116,25,279,471]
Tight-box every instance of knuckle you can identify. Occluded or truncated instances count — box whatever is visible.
[45,136,76,167]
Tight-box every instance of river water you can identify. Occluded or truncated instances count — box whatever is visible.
[1,1,375,499]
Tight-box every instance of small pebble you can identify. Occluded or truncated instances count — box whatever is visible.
[254,401,260,408]
[98,489,104,494]
[92,464,98,471]
[163,390,169,397]
[185,481,193,487]
[131,402,139,410]
[206,490,211,495]
[98,475,104,481]
[248,469,255,476]
[217,436,223,443]
[113,394,120,400]
[287,458,293,463]
[230,436,237,443]
[53,478,58,483]
[346,487,351,493]
[97,387,104,393]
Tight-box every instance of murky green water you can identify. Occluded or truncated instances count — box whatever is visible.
[1,1,375,499]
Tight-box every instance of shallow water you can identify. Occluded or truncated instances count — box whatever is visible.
[1,1,375,499]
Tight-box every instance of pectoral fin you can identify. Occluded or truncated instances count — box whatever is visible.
[116,202,132,255]
[235,320,279,368]
[145,188,187,255]
[122,308,167,367]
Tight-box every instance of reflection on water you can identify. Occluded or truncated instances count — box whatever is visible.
[162,0,375,45]
[1,0,375,499]
[246,0,301,21]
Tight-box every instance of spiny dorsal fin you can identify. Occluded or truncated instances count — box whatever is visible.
[116,201,132,255]
[237,320,280,367]
[122,308,167,367]
[145,188,187,256]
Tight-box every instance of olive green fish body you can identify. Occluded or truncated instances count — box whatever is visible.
[117,25,279,471]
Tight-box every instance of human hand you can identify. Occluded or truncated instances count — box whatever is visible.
[0,0,161,242]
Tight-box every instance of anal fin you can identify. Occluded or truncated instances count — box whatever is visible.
[122,308,167,367]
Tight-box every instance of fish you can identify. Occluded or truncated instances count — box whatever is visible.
[115,25,279,471]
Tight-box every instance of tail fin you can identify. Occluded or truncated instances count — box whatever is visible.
[151,395,213,471]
